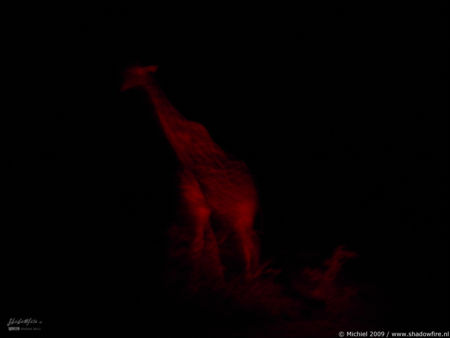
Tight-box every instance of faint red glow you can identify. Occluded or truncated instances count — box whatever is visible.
[122,65,260,286]
[121,66,360,328]
[299,246,358,313]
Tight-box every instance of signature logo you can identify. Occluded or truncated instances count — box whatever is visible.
[7,318,42,332]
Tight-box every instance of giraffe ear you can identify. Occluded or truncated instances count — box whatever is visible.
[120,65,159,92]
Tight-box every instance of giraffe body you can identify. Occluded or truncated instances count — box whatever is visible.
[122,66,260,284]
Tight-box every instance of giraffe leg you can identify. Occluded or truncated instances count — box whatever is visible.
[171,171,224,290]
[235,220,260,279]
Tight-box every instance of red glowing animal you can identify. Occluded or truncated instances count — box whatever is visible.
[122,66,260,287]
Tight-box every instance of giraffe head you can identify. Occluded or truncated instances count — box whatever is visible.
[121,65,158,92]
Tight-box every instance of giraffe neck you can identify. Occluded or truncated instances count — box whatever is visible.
[142,75,230,170]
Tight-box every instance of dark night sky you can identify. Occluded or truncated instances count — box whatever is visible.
[3,3,449,335]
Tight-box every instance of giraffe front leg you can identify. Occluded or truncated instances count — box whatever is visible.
[173,171,224,290]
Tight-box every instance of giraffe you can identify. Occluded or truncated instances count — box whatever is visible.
[121,65,260,287]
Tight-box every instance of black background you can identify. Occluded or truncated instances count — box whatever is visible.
[4,3,448,335]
